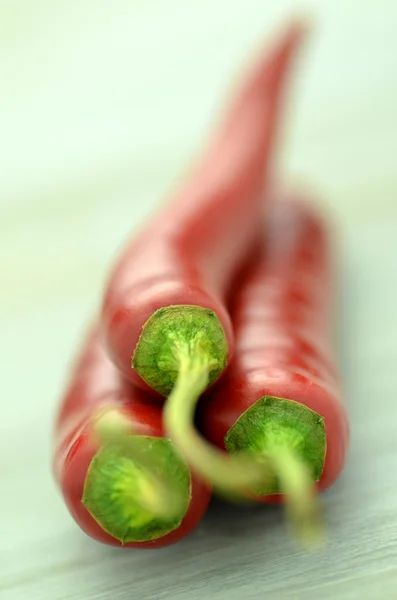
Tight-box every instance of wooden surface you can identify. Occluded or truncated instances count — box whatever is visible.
[1,2,397,598]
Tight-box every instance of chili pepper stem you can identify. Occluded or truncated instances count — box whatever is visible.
[132,305,229,396]
[81,409,191,544]
[163,338,270,495]
[91,410,181,518]
[165,349,325,545]
[265,444,324,548]
[225,395,327,547]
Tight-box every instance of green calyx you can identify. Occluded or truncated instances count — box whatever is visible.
[82,436,191,544]
[225,396,326,496]
[132,305,228,396]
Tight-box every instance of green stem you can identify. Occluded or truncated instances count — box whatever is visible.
[164,346,324,546]
[132,305,229,397]
[224,395,327,547]
[163,340,270,496]
[92,409,188,521]
[266,445,324,548]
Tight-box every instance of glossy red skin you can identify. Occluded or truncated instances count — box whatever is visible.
[53,329,211,548]
[101,23,305,392]
[201,196,350,501]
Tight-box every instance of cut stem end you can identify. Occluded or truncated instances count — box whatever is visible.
[82,409,191,544]
[225,395,327,547]
[132,305,229,396]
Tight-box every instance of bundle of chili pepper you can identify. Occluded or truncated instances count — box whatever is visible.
[53,20,324,547]
[165,193,350,545]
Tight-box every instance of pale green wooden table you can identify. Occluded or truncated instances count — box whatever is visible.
[1,2,397,599]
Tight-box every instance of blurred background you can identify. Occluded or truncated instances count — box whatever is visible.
[1,1,397,599]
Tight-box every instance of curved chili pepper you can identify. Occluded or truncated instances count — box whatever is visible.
[101,22,306,406]
[53,328,211,548]
[165,193,349,544]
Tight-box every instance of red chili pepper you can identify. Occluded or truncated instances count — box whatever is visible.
[101,22,306,406]
[165,193,349,544]
[53,328,211,548]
